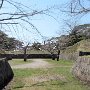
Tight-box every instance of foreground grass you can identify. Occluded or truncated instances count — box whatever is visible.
[10,59,90,90]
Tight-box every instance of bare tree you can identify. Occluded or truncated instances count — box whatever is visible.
[43,38,61,60]
[0,0,52,39]
[63,0,90,16]
[23,43,29,62]
[59,0,90,45]
[60,0,90,27]
[0,0,57,60]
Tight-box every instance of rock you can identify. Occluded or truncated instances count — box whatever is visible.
[72,57,90,84]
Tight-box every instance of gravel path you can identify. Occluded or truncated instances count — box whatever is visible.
[11,59,52,69]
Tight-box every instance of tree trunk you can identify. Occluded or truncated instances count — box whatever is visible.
[57,50,60,61]
[24,46,27,62]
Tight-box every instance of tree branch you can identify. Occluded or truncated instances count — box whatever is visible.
[0,0,4,9]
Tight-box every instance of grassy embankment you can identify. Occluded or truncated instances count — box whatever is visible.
[9,59,90,90]
[62,39,90,53]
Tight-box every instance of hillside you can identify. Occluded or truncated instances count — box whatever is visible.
[44,24,90,52]
[72,24,90,39]
[59,39,90,61]
[62,39,90,53]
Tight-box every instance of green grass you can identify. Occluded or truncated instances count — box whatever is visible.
[13,68,47,78]
[11,77,25,89]
[46,59,74,66]
[10,59,90,90]
[8,59,33,66]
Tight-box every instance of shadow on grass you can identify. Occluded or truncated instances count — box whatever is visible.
[13,80,67,89]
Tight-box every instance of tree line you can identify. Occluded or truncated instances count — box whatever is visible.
[0,30,23,51]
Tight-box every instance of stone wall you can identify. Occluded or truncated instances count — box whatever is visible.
[59,52,79,61]
[72,57,90,84]
[0,58,14,89]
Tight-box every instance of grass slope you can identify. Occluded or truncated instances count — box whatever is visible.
[62,39,90,53]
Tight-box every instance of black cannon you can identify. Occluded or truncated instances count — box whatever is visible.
[79,51,90,56]
[0,58,14,89]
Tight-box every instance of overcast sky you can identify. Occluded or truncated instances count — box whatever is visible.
[1,0,90,44]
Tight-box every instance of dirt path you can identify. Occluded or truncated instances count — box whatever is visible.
[11,59,52,69]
